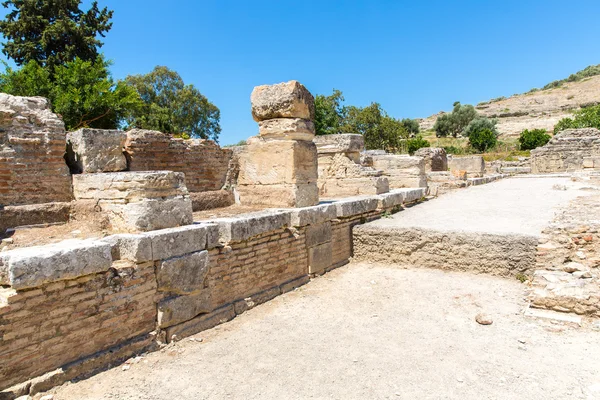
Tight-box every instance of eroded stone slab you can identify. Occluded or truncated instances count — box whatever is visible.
[258,118,315,141]
[157,251,209,295]
[158,291,212,328]
[66,128,127,173]
[251,80,315,121]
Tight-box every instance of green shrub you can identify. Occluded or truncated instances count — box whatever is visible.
[462,117,498,138]
[433,102,478,137]
[518,129,551,150]
[400,118,420,135]
[468,128,497,152]
[441,145,464,155]
[553,104,600,134]
[407,136,430,155]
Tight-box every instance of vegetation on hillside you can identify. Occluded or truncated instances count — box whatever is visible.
[553,104,600,134]
[518,129,551,150]
[542,64,600,90]
[433,102,477,137]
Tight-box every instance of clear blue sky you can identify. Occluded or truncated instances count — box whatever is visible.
[93,0,600,144]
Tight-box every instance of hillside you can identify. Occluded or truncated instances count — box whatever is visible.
[419,73,600,137]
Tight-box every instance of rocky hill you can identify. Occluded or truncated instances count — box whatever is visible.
[419,71,600,137]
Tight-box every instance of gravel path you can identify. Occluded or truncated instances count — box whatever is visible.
[49,262,600,400]
[371,176,592,235]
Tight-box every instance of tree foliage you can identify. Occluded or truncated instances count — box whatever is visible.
[462,117,498,138]
[518,129,551,150]
[314,89,346,135]
[553,104,600,134]
[400,118,420,135]
[433,102,478,138]
[468,128,497,152]
[124,66,221,141]
[407,136,429,155]
[0,0,113,70]
[0,57,140,130]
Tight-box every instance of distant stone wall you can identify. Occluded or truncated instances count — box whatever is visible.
[530,128,600,173]
[0,94,72,206]
[124,129,233,193]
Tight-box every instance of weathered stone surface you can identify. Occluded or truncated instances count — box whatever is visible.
[251,80,315,121]
[314,134,364,154]
[190,190,234,212]
[448,155,485,177]
[319,176,389,198]
[334,197,379,218]
[531,128,600,173]
[0,94,72,206]
[372,155,428,189]
[233,287,281,315]
[258,118,315,141]
[0,202,71,234]
[72,171,189,201]
[237,183,319,208]
[147,224,209,260]
[414,147,448,172]
[165,304,235,343]
[157,251,209,295]
[101,196,193,232]
[306,222,332,247]
[288,204,337,227]
[157,291,212,328]
[65,128,127,173]
[212,210,292,243]
[0,239,112,289]
[279,275,310,293]
[308,242,333,275]
[237,139,318,185]
[475,313,493,325]
[100,233,153,263]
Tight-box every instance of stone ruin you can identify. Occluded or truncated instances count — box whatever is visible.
[414,147,448,173]
[371,153,427,189]
[314,134,389,198]
[530,128,600,173]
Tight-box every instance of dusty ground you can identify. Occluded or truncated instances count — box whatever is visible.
[48,263,600,400]
[193,204,269,221]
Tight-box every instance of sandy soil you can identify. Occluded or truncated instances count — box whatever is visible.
[48,263,600,400]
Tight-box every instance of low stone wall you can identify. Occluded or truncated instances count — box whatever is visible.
[0,188,424,396]
[448,155,485,177]
[530,128,600,173]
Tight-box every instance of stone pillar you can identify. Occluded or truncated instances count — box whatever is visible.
[237,80,319,208]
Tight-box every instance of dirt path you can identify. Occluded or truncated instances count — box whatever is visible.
[49,262,600,400]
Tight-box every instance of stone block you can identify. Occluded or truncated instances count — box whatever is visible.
[306,222,332,247]
[157,291,212,328]
[308,242,333,275]
[414,147,448,172]
[190,190,234,212]
[101,196,193,232]
[258,118,315,141]
[279,275,310,293]
[449,156,485,177]
[65,128,127,173]
[372,155,425,174]
[334,197,379,218]
[0,239,112,289]
[157,250,209,295]
[386,175,428,189]
[0,202,71,234]
[165,304,235,342]
[314,134,365,154]
[288,204,337,227]
[237,139,318,185]
[100,233,153,263]
[583,158,595,168]
[251,80,315,121]
[377,191,406,209]
[237,183,319,208]
[319,176,389,198]
[233,286,281,315]
[147,224,209,260]
[212,210,292,243]
[72,171,189,201]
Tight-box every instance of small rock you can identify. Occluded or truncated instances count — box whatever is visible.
[476,313,493,325]
[583,235,594,242]
[122,364,130,371]
[576,251,587,260]
[563,262,586,273]
[40,395,54,400]
[517,338,526,344]
[70,230,82,235]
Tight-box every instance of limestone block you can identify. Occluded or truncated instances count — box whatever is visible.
[164,304,235,342]
[386,175,428,189]
[72,171,189,201]
[258,118,315,141]
[100,233,153,263]
[414,147,448,172]
[190,190,234,212]
[157,291,212,328]
[66,128,127,173]
[334,197,379,218]
[157,251,209,295]
[377,191,406,209]
[251,80,315,121]
[402,188,426,203]
[308,242,333,275]
[306,222,332,247]
[583,158,594,168]
[288,204,337,227]
[319,176,389,198]
[237,139,318,185]
[0,239,112,289]
[314,134,365,154]
[237,183,319,208]
[212,210,292,243]
[234,287,281,315]
[448,156,485,177]
[147,224,210,260]
[101,196,193,232]
[372,155,425,175]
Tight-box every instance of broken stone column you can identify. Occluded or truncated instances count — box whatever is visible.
[314,134,389,198]
[72,171,193,232]
[65,128,127,173]
[414,147,448,172]
[237,81,319,207]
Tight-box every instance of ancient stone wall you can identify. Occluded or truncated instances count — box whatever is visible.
[530,128,600,173]
[414,147,448,172]
[448,155,485,177]
[371,155,428,189]
[0,189,425,396]
[0,94,72,206]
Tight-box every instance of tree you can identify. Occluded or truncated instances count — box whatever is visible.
[124,66,221,141]
[433,102,478,137]
[469,128,497,152]
[0,56,141,131]
[314,89,346,135]
[407,136,429,155]
[553,104,600,134]
[0,0,113,70]
[400,118,420,135]
[462,117,498,138]
[518,129,551,150]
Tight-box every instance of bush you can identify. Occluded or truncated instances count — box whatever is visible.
[407,136,430,155]
[400,118,420,135]
[441,145,464,155]
[469,128,497,152]
[462,117,498,138]
[553,104,600,134]
[433,102,478,137]
[518,129,551,150]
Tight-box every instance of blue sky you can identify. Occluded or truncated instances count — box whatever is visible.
[94,1,598,144]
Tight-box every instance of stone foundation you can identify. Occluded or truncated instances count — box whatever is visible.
[530,128,600,173]
[371,154,427,189]
[414,147,448,172]
[448,155,485,177]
